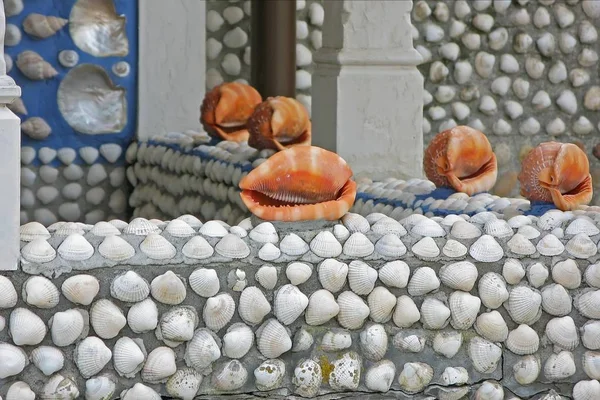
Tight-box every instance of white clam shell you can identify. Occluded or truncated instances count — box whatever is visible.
[6,381,36,400]
[215,233,250,258]
[518,224,542,239]
[375,233,407,258]
[343,232,374,257]
[342,212,371,233]
[393,332,425,353]
[393,295,421,328]
[321,329,352,351]
[439,261,478,291]
[474,380,504,400]
[582,320,600,350]
[305,289,339,326]
[286,262,312,285]
[566,233,597,258]
[451,220,482,239]
[21,238,57,263]
[420,296,451,329]
[10,307,47,345]
[150,271,186,305]
[468,336,502,373]
[507,285,542,325]
[513,355,541,385]
[223,323,254,359]
[184,328,221,372]
[57,233,94,261]
[412,236,440,259]
[203,293,236,331]
[507,233,536,256]
[189,268,220,297]
[536,233,565,256]
[585,263,600,288]
[398,362,433,394]
[475,310,508,342]
[120,383,161,400]
[433,330,462,358]
[329,351,362,391]
[140,233,177,260]
[441,366,469,386]
[254,359,286,391]
[274,284,309,325]
[359,324,389,361]
[249,222,278,243]
[113,337,146,378]
[110,271,150,302]
[212,359,248,391]
[200,220,228,238]
[408,266,440,296]
[310,231,342,257]
[50,308,85,347]
[99,235,135,262]
[583,351,600,380]
[20,221,51,242]
[22,275,60,308]
[378,261,410,288]
[165,368,203,400]
[546,316,579,351]
[90,299,127,339]
[164,219,195,237]
[0,276,18,308]
[256,318,292,359]
[337,291,370,330]
[75,336,112,378]
[484,218,513,238]
[318,258,348,292]
[573,379,600,400]
[449,290,481,330]
[0,343,28,379]
[293,359,322,397]
[124,218,161,235]
[371,216,407,236]
[503,258,526,285]
[333,224,350,241]
[506,324,540,355]
[61,274,100,305]
[141,346,177,383]
[469,234,504,262]
[367,286,396,323]
[541,283,572,317]
[127,298,159,333]
[527,262,549,288]
[30,345,64,376]
[478,272,509,309]
[238,286,271,326]
[181,236,214,259]
[348,260,378,295]
[85,374,117,400]
[552,259,582,289]
[412,218,446,237]
[90,221,121,237]
[258,242,281,261]
[566,217,600,236]
[156,306,199,347]
[577,290,600,319]
[292,328,314,353]
[544,351,576,381]
[280,233,309,256]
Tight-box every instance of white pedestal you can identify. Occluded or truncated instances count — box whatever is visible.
[312,0,424,181]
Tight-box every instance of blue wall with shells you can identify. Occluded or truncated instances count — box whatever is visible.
[6,0,138,167]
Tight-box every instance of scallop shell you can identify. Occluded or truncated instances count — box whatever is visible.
[0,276,18,308]
[420,297,451,330]
[506,324,540,355]
[127,298,159,334]
[113,337,146,378]
[378,261,410,288]
[536,234,565,256]
[254,359,286,391]
[215,233,250,258]
[123,218,160,235]
[16,50,58,80]
[527,262,549,288]
[449,290,481,330]
[337,291,370,330]
[110,271,150,303]
[50,309,85,347]
[184,328,221,371]
[318,258,348,292]
[120,383,161,400]
[541,283,572,316]
[90,299,126,339]
[392,295,421,328]
[9,307,47,345]
[189,268,220,297]
[342,232,374,257]
[544,351,576,381]
[468,336,502,374]
[305,289,339,326]
[203,293,236,331]
[450,220,482,239]
[348,260,378,295]
[256,318,292,358]
[0,343,28,379]
[433,330,463,359]
[255,265,278,290]
[140,233,177,260]
[165,368,203,400]
[20,221,51,242]
[75,336,112,378]
[310,231,343,257]
[293,359,322,397]
[98,235,135,262]
[469,234,504,262]
[552,259,582,289]
[546,316,579,350]
[398,362,433,394]
[30,345,64,376]
[238,286,271,325]
[367,286,396,323]
[408,266,440,296]
[222,323,254,359]
[374,233,407,258]
[274,284,309,325]
[6,381,36,400]
[439,261,478,291]
[150,271,186,305]
[23,13,68,39]
[22,275,60,309]
[280,233,309,256]
[573,380,600,400]
[156,306,199,347]
[321,329,352,352]
[393,332,425,353]
[566,233,597,258]
[141,346,177,384]
[475,311,509,342]
[411,236,440,259]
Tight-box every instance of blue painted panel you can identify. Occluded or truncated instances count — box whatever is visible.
[6,0,138,166]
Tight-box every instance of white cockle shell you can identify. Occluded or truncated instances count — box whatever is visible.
[203,293,236,331]
[61,274,100,305]
[222,323,254,359]
[475,310,508,343]
[156,306,199,347]
[113,336,146,378]
[110,271,150,303]
[188,268,220,297]
[238,286,271,326]
[75,336,112,378]
[506,324,540,355]
[256,318,292,359]
[127,298,159,333]
[30,345,64,376]
[318,258,348,293]
[22,275,60,309]
[305,289,339,326]
[392,295,421,328]
[9,307,47,346]
[150,271,186,305]
[49,308,85,347]
[90,299,127,339]
[141,346,177,384]
[337,290,370,330]
[274,284,309,325]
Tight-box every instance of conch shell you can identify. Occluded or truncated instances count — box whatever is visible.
[518,141,592,211]
[23,13,68,39]
[247,96,312,151]
[239,146,356,221]
[16,50,58,80]
[200,82,262,142]
[424,126,498,195]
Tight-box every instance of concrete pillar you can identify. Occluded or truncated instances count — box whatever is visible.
[311,0,424,181]
[137,0,206,140]
[0,0,22,270]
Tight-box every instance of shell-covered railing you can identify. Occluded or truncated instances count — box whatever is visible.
[7,208,600,399]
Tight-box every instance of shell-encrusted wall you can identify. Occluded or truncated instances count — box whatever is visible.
[205,0,323,114]
[9,209,600,399]
[6,0,137,225]
[413,0,600,202]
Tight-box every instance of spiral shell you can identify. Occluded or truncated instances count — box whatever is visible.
[23,13,68,39]
[16,50,58,80]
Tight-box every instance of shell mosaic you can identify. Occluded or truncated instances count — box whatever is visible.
[205,0,321,115]
[8,207,600,399]
[413,0,600,201]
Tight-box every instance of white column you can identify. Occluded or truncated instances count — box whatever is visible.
[312,0,424,181]
[0,0,22,270]
[137,0,206,140]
